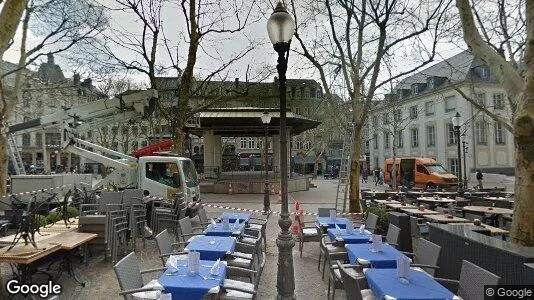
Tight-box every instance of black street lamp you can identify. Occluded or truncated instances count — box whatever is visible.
[461,133,468,189]
[261,112,272,214]
[452,112,463,192]
[267,2,296,299]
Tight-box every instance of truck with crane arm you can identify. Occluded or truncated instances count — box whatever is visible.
[5,89,201,203]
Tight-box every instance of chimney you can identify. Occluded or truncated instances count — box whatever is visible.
[83,78,92,87]
[235,77,239,89]
[73,73,80,85]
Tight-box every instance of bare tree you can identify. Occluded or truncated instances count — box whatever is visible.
[456,0,533,246]
[291,0,453,212]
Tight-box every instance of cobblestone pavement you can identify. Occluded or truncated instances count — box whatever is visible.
[1,178,349,300]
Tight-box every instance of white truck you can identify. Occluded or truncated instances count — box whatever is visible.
[6,89,200,202]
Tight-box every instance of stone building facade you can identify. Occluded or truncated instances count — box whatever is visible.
[366,51,515,176]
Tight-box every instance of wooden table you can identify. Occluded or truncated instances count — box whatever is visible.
[400,208,442,216]
[462,206,514,215]
[385,203,417,210]
[374,199,400,205]
[424,214,469,224]
[416,197,456,204]
[0,231,63,247]
[0,231,97,286]
[449,223,509,236]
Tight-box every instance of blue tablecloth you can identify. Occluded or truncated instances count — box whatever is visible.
[185,236,236,261]
[219,212,252,223]
[315,217,349,229]
[158,260,227,300]
[204,222,246,237]
[327,228,370,244]
[346,243,407,268]
[365,268,456,300]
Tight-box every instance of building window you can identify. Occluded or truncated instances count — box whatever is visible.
[395,130,403,148]
[141,140,148,147]
[425,101,435,116]
[131,141,139,150]
[112,126,119,135]
[495,122,505,144]
[303,141,311,150]
[372,116,378,127]
[384,132,390,149]
[304,87,310,99]
[409,106,418,119]
[295,88,301,99]
[36,133,42,146]
[475,93,486,107]
[444,96,456,112]
[448,158,458,176]
[447,123,457,145]
[426,125,435,147]
[239,138,246,149]
[382,113,390,125]
[22,133,30,147]
[412,84,420,94]
[411,128,419,148]
[479,67,489,79]
[475,121,488,145]
[428,78,434,89]
[111,142,118,150]
[247,137,256,149]
[373,134,378,149]
[294,107,300,115]
[393,110,402,122]
[493,93,505,109]
[140,126,147,135]
[45,133,61,146]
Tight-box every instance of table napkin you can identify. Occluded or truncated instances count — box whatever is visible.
[211,219,217,226]
[187,251,200,274]
[210,258,221,276]
[335,224,342,236]
[359,224,365,234]
[329,209,337,221]
[158,293,172,300]
[396,256,411,280]
[371,234,383,251]
[222,215,230,229]
[346,221,353,234]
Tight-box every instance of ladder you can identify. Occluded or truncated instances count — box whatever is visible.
[6,132,26,175]
[334,122,355,212]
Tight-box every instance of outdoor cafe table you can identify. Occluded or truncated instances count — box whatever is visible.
[204,222,246,237]
[385,203,417,210]
[374,199,400,205]
[345,243,408,268]
[315,217,349,229]
[364,268,457,300]
[184,236,236,261]
[399,208,442,217]
[416,197,456,205]
[219,212,252,223]
[424,214,469,224]
[158,260,227,300]
[448,222,509,236]
[462,206,514,215]
[327,228,371,244]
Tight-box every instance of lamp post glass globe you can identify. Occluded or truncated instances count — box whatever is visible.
[452,112,461,127]
[267,2,295,45]
[261,112,271,125]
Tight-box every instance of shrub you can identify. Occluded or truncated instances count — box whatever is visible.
[365,204,389,235]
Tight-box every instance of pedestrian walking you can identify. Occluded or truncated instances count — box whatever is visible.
[476,169,484,189]
[379,169,385,185]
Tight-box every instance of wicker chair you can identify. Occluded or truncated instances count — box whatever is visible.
[319,236,345,279]
[113,252,166,300]
[177,217,204,243]
[247,216,268,252]
[364,212,378,233]
[403,238,441,276]
[383,223,401,247]
[318,207,336,217]
[297,217,321,257]
[154,229,188,266]
[197,207,212,229]
[219,252,267,300]
[326,249,349,299]
[435,260,500,299]
[409,216,428,239]
[336,261,375,300]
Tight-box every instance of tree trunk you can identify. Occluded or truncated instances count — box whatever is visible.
[349,129,362,213]
[0,134,7,195]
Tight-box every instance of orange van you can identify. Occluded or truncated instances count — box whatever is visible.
[383,157,458,190]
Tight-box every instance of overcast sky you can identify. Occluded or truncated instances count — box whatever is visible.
[2,0,467,95]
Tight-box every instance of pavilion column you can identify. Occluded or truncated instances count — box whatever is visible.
[272,135,280,174]
[213,134,222,168]
[203,130,215,168]
[288,130,292,178]
[42,131,49,173]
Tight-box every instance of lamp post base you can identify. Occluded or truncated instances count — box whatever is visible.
[276,212,295,300]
